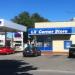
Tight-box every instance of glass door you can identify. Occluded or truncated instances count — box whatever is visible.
[36,35,52,51]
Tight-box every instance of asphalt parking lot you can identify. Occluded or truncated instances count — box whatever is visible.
[0,52,75,75]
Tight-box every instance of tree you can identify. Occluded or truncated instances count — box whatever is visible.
[11,11,33,28]
[11,11,49,28]
[11,11,50,43]
[31,13,49,23]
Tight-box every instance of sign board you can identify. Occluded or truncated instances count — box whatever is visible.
[28,27,72,35]
[14,32,21,37]
[64,41,72,49]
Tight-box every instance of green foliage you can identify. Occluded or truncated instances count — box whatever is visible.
[11,11,49,28]
[11,11,50,43]
[11,11,33,28]
[31,13,49,22]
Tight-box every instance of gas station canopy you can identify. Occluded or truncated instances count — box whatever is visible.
[0,19,27,32]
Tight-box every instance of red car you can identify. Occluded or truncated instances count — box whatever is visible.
[0,47,15,54]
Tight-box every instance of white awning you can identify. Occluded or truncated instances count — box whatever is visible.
[0,19,27,32]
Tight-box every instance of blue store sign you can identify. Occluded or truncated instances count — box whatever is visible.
[64,41,72,49]
[28,27,72,35]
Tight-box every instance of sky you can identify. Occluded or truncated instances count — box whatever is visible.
[0,0,75,21]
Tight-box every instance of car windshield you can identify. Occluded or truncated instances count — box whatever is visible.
[25,44,36,50]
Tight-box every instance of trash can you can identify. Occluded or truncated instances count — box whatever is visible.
[68,44,75,58]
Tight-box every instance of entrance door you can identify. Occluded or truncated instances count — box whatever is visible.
[44,41,52,51]
[36,35,52,51]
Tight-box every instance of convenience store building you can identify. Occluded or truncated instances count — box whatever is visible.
[28,19,75,53]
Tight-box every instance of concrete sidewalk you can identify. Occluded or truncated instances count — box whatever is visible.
[41,51,69,56]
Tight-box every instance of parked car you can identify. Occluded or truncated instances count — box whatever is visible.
[23,44,41,57]
[0,47,15,54]
[68,44,75,58]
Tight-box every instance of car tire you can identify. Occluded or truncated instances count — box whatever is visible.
[12,52,15,54]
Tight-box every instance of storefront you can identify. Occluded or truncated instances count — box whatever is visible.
[28,21,75,53]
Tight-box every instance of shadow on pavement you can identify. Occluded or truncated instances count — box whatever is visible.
[0,60,37,75]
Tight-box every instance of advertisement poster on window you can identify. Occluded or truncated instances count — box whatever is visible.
[64,41,72,49]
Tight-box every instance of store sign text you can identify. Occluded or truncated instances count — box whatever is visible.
[28,28,71,35]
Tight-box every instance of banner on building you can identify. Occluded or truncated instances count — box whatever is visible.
[28,27,72,35]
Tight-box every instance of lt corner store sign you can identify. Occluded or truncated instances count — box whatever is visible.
[28,27,72,35]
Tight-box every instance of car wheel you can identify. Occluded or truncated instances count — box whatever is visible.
[12,52,14,54]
